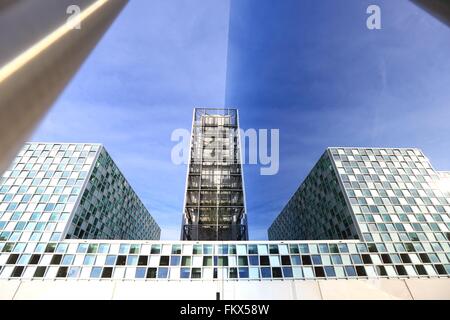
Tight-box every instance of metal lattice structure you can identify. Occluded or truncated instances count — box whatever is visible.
[181,108,248,240]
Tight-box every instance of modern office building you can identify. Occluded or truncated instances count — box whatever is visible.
[0,142,160,243]
[181,108,248,241]
[0,146,449,300]
[269,148,450,243]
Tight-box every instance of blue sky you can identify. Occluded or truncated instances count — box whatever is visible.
[32,0,450,239]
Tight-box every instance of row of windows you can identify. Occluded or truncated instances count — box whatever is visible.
[1,251,448,268]
[1,241,449,258]
[0,185,81,196]
[1,263,448,280]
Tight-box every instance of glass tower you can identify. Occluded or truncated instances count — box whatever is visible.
[181,108,248,240]
[0,143,160,243]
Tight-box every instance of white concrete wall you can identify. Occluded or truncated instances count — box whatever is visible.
[1,279,449,300]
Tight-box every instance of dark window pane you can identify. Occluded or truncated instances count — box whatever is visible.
[146,268,157,278]
[248,245,258,255]
[11,266,24,277]
[150,245,161,254]
[159,256,170,266]
[238,256,248,266]
[260,256,270,266]
[229,267,238,279]
[361,254,372,264]
[272,267,282,278]
[395,265,407,276]
[6,254,19,264]
[191,268,201,279]
[50,255,62,265]
[203,256,213,266]
[400,254,411,264]
[56,267,68,278]
[356,266,367,276]
[281,256,291,265]
[376,266,387,276]
[138,256,148,266]
[116,255,126,266]
[301,255,312,265]
[381,254,392,264]
[434,264,446,275]
[34,266,46,277]
[102,267,113,278]
[415,265,427,275]
[314,267,325,277]
[218,257,228,266]
[419,253,431,263]
[269,245,279,254]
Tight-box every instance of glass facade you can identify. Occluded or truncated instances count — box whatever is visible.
[0,146,448,281]
[268,152,358,240]
[0,240,448,280]
[182,108,248,241]
[0,143,160,244]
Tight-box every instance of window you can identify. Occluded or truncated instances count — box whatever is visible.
[127,255,138,266]
[116,255,126,266]
[181,256,191,266]
[101,267,113,278]
[345,266,357,277]
[236,267,248,278]
[238,256,248,266]
[160,256,170,266]
[135,267,146,278]
[170,256,180,266]
[6,254,19,265]
[324,266,336,277]
[272,267,282,278]
[180,268,190,279]
[56,267,68,278]
[146,268,157,278]
[203,256,213,266]
[50,255,62,265]
[11,266,24,277]
[261,267,271,278]
[151,245,161,254]
[83,255,95,265]
[314,267,325,278]
[282,267,293,278]
[138,256,148,266]
[34,266,47,278]
[90,267,102,278]
[249,256,259,266]
[191,268,201,279]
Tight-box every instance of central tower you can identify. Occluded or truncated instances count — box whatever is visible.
[181,108,248,240]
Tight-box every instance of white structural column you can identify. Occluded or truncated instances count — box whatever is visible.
[0,0,128,174]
